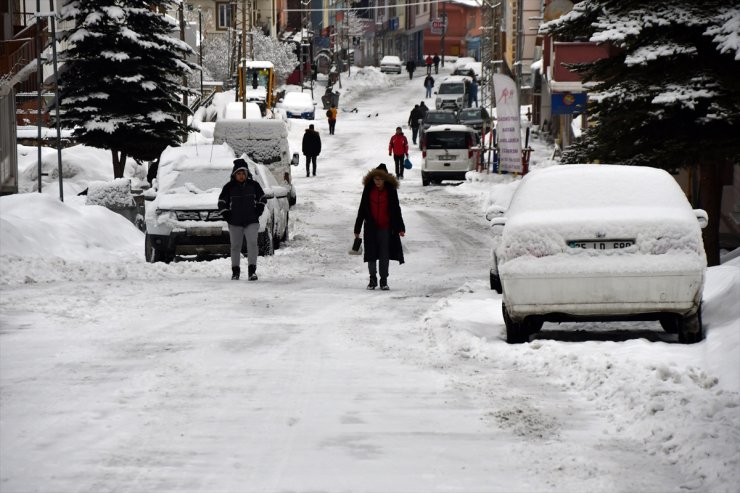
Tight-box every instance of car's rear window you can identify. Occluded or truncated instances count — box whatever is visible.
[426,112,457,124]
[426,131,471,149]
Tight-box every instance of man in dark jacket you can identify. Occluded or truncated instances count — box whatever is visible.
[218,158,267,281]
[354,163,406,291]
[301,124,322,177]
[408,105,423,145]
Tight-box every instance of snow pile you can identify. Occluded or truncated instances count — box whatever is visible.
[0,193,142,274]
[85,178,135,209]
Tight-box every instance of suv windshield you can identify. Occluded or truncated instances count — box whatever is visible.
[438,83,465,94]
[426,131,470,149]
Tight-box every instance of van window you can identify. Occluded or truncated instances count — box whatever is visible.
[438,83,465,94]
[426,131,471,149]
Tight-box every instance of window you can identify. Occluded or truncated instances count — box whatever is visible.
[216,2,232,30]
[426,132,470,149]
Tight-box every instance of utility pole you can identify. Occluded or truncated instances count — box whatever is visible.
[241,0,246,117]
[440,1,447,68]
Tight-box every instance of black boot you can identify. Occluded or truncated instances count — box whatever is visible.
[367,275,377,290]
[231,266,240,280]
[380,278,389,290]
[248,264,258,281]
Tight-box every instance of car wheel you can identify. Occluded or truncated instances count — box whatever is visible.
[281,212,290,242]
[145,233,173,263]
[659,314,679,334]
[258,227,275,256]
[490,272,502,293]
[502,303,529,344]
[421,172,430,187]
[678,306,704,344]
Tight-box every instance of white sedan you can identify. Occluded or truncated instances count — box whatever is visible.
[489,164,708,344]
[277,91,316,119]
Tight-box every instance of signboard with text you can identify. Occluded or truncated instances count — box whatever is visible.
[493,74,523,174]
[431,19,446,35]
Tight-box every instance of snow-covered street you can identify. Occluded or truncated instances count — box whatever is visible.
[1,68,739,493]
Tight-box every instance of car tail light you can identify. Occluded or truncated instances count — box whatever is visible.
[466,134,473,158]
[649,234,702,255]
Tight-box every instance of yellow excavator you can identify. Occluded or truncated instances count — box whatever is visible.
[237,60,275,116]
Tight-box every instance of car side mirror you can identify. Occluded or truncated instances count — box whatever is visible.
[485,205,506,221]
[694,209,708,229]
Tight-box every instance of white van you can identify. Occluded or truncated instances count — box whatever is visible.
[435,75,470,110]
[421,124,480,186]
[213,119,298,206]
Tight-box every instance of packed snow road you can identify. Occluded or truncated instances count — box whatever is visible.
[1,68,738,492]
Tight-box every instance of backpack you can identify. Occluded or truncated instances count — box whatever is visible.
[326,109,332,117]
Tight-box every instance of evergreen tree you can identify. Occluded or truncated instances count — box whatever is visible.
[58,0,198,177]
[541,0,740,265]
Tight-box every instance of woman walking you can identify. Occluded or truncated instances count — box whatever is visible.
[354,164,406,290]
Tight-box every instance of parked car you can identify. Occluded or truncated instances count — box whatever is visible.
[420,124,480,186]
[435,75,471,110]
[221,101,263,120]
[451,57,476,73]
[143,144,290,263]
[453,61,482,78]
[277,91,316,119]
[489,164,708,344]
[418,109,458,148]
[380,55,403,74]
[457,107,492,135]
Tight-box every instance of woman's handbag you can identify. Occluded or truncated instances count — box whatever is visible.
[349,237,362,255]
[403,158,413,170]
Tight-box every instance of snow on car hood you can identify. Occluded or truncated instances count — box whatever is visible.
[157,190,220,211]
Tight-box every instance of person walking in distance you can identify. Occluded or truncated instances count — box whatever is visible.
[408,105,423,146]
[425,54,433,75]
[419,101,429,119]
[326,105,337,135]
[218,158,267,281]
[388,126,409,179]
[302,124,322,177]
[423,74,434,98]
[432,53,440,74]
[405,59,416,80]
[469,74,479,108]
[354,163,406,291]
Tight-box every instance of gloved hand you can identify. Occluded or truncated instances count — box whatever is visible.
[256,203,265,217]
[221,210,231,222]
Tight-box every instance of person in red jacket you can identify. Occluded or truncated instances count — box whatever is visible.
[425,54,433,75]
[354,163,406,290]
[388,127,409,179]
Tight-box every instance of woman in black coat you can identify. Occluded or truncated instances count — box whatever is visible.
[354,163,406,290]
[218,158,267,281]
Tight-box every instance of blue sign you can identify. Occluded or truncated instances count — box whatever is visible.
[389,17,399,31]
[551,92,587,115]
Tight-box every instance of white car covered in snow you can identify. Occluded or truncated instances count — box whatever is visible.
[144,143,289,262]
[489,165,708,344]
[276,91,316,120]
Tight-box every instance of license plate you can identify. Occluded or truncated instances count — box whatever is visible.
[569,240,635,250]
[187,227,223,237]
[440,154,457,160]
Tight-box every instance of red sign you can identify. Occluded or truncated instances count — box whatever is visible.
[431,19,445,35]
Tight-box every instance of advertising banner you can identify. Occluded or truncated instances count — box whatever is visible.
[551,92,587,114]
[493,74,522,173]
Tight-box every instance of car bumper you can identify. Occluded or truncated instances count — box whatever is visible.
[148,230,231,256]
[501,268,704,321]
[286,111,315,119]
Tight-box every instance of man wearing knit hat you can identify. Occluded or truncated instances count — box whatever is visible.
[218,158,267,280]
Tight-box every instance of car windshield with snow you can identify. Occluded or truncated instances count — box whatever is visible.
[490,164,708,344]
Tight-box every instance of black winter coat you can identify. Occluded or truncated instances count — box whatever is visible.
[302,128,322,156]
[408,107,423,128]
[218,177,266,227]
[354,169,405,264]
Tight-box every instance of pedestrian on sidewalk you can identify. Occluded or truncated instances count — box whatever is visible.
[354,163,406,291]
[388,127,409,179]
[433,53,440,74]
[302,124,322,177]
[218,158,267,281]
[408,105,423,145]
[419,101,429,119]
[425,55,433,75]
[405,60,416,80]
[326,105,337,135]
[423,74,435,98]
[469,76,479,108]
